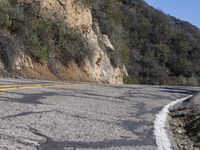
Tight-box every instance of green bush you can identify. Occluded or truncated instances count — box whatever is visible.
[0,0,24,29]
[0,0,12,28]
[58,28,91,65]
[0,13,12,28]
[26,18,56,60]
[123,76,137,84]
[155,42,170,63]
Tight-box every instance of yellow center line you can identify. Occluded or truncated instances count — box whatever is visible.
[0,83,81,92]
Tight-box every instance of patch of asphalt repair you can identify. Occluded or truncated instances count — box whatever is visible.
[0,78,198,150]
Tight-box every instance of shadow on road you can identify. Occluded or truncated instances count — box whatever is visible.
[0,85,196,149]
[159,87,198,95]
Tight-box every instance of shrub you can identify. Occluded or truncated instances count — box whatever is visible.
[58,28,91,65]
[0,13,12,28]
[0,0,12,28]
[123,76,137,84]
[0,0,91,62]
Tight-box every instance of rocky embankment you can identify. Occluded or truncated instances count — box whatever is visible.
[169,93,200,150]
[0,0,127,84]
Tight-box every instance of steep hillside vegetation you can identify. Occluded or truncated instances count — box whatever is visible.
[0,0,200,86]
[90,0,200,86]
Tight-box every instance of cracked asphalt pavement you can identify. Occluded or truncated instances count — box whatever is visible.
[0,78,197,150]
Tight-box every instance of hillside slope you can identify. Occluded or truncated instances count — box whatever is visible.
[91,0,200,86]
[0,0,125,84]
[1,0,200,86]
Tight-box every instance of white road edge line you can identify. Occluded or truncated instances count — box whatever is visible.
[154,95,193,150]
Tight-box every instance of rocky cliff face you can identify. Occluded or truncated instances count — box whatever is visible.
[0,0,126,84]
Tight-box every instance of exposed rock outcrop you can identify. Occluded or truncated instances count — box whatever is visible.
[2,0,126,83]
[38,0,125,84]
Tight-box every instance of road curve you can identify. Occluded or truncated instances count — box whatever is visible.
[0,78,197,150]
[154,95,193,150]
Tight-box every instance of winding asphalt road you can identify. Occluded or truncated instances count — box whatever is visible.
[0,78,198,150]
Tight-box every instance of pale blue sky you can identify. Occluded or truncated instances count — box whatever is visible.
[144,0,200,28]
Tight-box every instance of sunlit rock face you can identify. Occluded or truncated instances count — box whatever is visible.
[14,0,126,84]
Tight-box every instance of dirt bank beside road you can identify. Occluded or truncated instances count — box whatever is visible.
[169,92,200,150]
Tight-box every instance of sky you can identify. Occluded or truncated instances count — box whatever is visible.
[144,0,200,28]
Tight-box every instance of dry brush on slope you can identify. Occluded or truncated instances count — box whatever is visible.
[0,0,125,83]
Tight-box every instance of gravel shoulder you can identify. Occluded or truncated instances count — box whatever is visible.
[169,91,200,150]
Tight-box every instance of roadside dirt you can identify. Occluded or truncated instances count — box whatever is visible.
[169,96,200,150]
